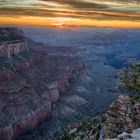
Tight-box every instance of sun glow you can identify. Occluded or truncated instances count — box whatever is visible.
[0,16,140,29]
[0,0,140,28]
[53,17,73,22]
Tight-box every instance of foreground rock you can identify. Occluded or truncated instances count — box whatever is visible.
[0,28,84,140]
[104,96,140,139]
[108,128,140,140]
[59,117,102,140]
[59,95,140,140]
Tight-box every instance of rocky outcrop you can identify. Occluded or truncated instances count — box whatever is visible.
[59,95,140,140]
[104,95,140,139]
[0,28,28,58]
[108,128,140,140]
[0,41,28,58]
[0,27,24,42]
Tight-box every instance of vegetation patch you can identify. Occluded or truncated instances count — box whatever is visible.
[119,63,140,102]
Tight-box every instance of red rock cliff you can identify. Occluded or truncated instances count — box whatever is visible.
[0,27,84,140]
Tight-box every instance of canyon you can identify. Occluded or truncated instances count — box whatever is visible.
[20,27,140,140]
[0,28,84,140]
[0,27,140,140]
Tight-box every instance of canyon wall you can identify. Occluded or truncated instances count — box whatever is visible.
[0,103,51,140]
[0,28,84,140]
[0,28,27,58]
[0,41,28,58]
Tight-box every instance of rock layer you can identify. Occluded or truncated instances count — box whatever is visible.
[0,28,84,140]
[105,95,140,138]
[0,41,28,58]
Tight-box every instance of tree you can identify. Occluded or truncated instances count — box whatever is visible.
[119,63,140,100]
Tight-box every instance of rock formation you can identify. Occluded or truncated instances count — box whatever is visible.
[104,95,140,139]
[58,95,140,140]
[0,28,27,58]
[115,128,140,140]
[0,41,28,58]
[0,28,84,140]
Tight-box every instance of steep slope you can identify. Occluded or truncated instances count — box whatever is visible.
[0,28,51,140]
[0,28,84,140]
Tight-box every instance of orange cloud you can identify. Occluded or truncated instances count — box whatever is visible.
[0,16,140,28]
[0,0,140,28]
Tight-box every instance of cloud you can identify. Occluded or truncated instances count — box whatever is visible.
[96,0,140,4]
[41,0,109,9]
[0,0,140,26]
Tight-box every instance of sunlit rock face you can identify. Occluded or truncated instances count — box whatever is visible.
[0,28,84,140]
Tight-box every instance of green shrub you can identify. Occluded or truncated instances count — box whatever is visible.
[119,63,140,98]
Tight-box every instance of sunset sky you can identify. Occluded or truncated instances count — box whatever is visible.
[0,0,140,28]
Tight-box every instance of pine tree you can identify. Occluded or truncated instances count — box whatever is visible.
[119,63,140,100]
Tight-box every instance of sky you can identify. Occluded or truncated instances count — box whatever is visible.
[0,0,140,28]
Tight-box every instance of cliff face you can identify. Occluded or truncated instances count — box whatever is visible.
[0,28,84,140]
[0,104,51,140]
[104,96,140,139]
[0,28,51,140]
[0,28,27,58]
[0,27,24,42]
[0,41,28,58]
